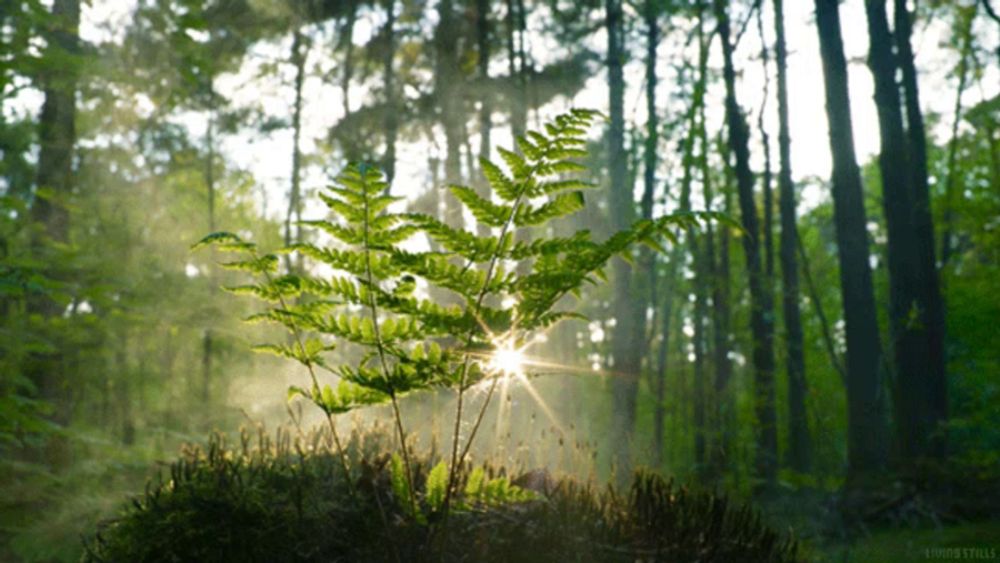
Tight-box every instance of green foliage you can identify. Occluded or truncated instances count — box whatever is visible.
[84,430,800,562]
[195,109,725,521]
[196,108,721,426]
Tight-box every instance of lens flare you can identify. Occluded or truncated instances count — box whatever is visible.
[489,340,525,377]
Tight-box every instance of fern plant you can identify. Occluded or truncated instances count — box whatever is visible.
[195,109,724,519]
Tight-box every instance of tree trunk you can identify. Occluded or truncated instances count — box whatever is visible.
[865,0,939,466]
[638,0,659,388]
[28,0,79,416]
[505,0,527,141]
[606,0,639,481]
[774,0,811,473]
[433,0,463,231]
[202,103,216,407]
[814,0,888,479]
[475,0,492,236]
[31,0,79,250]
[342,0,357,118]
[756,7,775,282]
[941,4,976,267]
[713,0,778,488]
[382,0,398,188]
[285,29,305,270]
[891,0,948,462]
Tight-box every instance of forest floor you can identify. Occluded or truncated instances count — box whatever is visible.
[758,487,1000,562]
[815,520,1000,562]
[4,437,999,562]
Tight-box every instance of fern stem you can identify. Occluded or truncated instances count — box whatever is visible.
[360,170,419,513]
[440,153,541,519]
[260,263,357,500]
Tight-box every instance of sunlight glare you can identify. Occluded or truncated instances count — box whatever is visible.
[489,340,525,378]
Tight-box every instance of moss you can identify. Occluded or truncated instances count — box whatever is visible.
[84,430,800,562]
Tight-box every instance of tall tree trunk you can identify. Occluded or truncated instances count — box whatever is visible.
[505,0,527,141]
[692,238,709,476]
[342,0,357,118]
[606,0,639,481]
[774,0,811,473]
[202,107,215,407]
[713,0,778,488]
[891,0,948,462]
[941,4,977,267]
[864,0,943,466]
[433,0,463,231]
[653,283,672,469]
[31,0,78,250]
[475,0,492,236]
[285,29,305,270]
[638,0,659,388]
[814,0,888,479]
[29,0,79,419]
[382,0,398,188]
[756,7,775,282]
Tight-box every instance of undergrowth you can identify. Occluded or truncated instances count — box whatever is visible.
[84,428,800,562]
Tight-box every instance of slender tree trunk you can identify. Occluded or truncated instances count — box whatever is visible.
[774,0,812,472]
[941,4,976,267]
[713,0,778,487]
[285,29,305,270]
[892,0,948,462]
[692,239,709,476]
[638,0,659,383]
[382,0,398,188]
[653,275,674,468]
[476,0,492,236]
[756,7,775,282]
[505,0,526,141]
[202,104,216,407]
[433,0,463,232]
[342,0,357,118]
[676,61,704,475]
[477,0,491,163]
[814,0,888,480]
[606,0,639,481]
[796,228,847,385]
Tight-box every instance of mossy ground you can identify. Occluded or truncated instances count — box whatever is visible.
[83,428,800,562]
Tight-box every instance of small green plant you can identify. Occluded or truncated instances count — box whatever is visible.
[194,109,723,520]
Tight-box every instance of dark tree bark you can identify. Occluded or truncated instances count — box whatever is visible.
[638,0,660,392]
[891,0,948,462]
[773,0,812,472]
[29,0,80,419]
[606,0,639,480]
[31,0,79,251]
[814,0,888,479]
[713,0,778,487]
